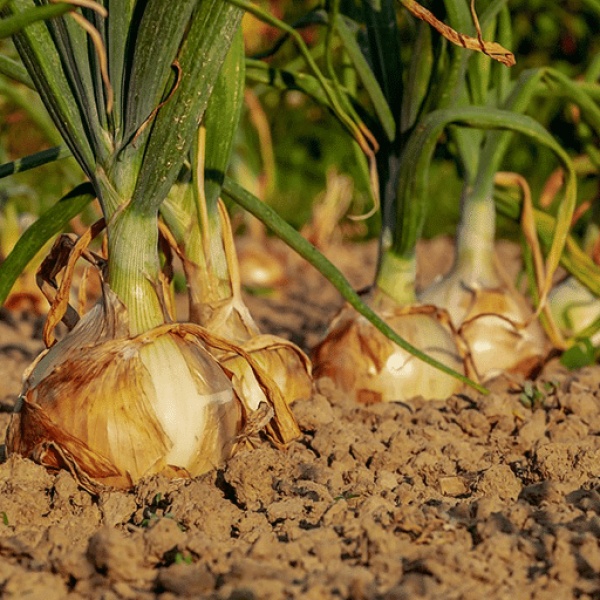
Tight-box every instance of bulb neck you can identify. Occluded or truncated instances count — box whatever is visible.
[375,250,418,306]
[106,204,165,335]
[454,193,498,285]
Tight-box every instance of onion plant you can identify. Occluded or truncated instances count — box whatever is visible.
[421,21,600,380]
[544,65,600,366]
[311,0,524,401]
[308,0,461,403]
[418,10,552,382]
[2,1,592,438]
[159,32,312,413]
[311,1,585,396]
[493,160,599,370]
[1,0,310,490]
[1,0,496,490]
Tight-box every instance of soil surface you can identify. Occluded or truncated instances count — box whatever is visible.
[1,238,600,600]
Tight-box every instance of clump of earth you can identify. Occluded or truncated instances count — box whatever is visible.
[1,238,599,600]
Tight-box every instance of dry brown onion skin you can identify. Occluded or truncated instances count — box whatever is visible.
[237,238,288,290]
[7,202,308,491]
[7,326,242,490]
[422,278,548,382]
[457,289,549,381]
[549,277,600,346]
[312,303,466,404]
[221,335,313,407]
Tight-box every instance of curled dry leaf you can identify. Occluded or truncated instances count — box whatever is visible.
[399,0,516,67]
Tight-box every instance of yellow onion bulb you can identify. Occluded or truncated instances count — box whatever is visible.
[236,238,287,290]
[4,282,280,489]
[194,293,313,410]
[421,271,547,381]
[312,303,465,404]
[549,277,600,345]
[7,316,242,489]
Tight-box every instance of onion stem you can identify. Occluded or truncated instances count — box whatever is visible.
[107,205,164,334]
[453,189,497,285]
[375,250,418,306]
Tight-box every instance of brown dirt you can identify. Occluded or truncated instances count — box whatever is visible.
[1,238,600,600]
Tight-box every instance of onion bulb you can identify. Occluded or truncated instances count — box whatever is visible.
[168,200,313,408]
[549,277,600,345]
[7,275,300,490]
[420,229,547,381]
[236,237,287,290]
[312,290,465,404]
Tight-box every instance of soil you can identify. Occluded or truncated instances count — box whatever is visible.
[1,237,600,600]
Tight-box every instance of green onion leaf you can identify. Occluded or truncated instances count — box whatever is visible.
[0,183,95,307]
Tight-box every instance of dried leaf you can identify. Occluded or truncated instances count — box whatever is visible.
[399,0,515,67]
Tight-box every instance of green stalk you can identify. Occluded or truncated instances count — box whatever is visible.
[0,183,94,307]
[0,145,71,178]
[452,187,497,284]
[200,26,245,295]
[0,54,32,85]
[106,206,164,335]
[3,2,243,331]
[347,0,408,302]
[162,26,245,316]
[194,136,231,304]
[447,69,545,279]
[0,2,72,39]
[375,251,418,305]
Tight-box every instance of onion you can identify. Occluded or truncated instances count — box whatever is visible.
[7,272,300,490]
[549,276,600,345]
[420,201,548,381]
[236,237,287,290]
[163,198,313,408]
[312,290,465,403]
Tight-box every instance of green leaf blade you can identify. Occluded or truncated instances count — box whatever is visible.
[7,0,97,178]
[0,184,95,307]
[203,27,246,208]
[0,2,70,39]
[335,13,395,141]
[130,1,243,215]
[121,0,198,146]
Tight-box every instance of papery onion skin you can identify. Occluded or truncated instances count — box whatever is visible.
[237,239,287,290]
[421,276,548,381]
[312,303,465,404]
[7,327,242,489]
[5,286,246,489]
[460,292,548,381]
[220,334,313,410]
